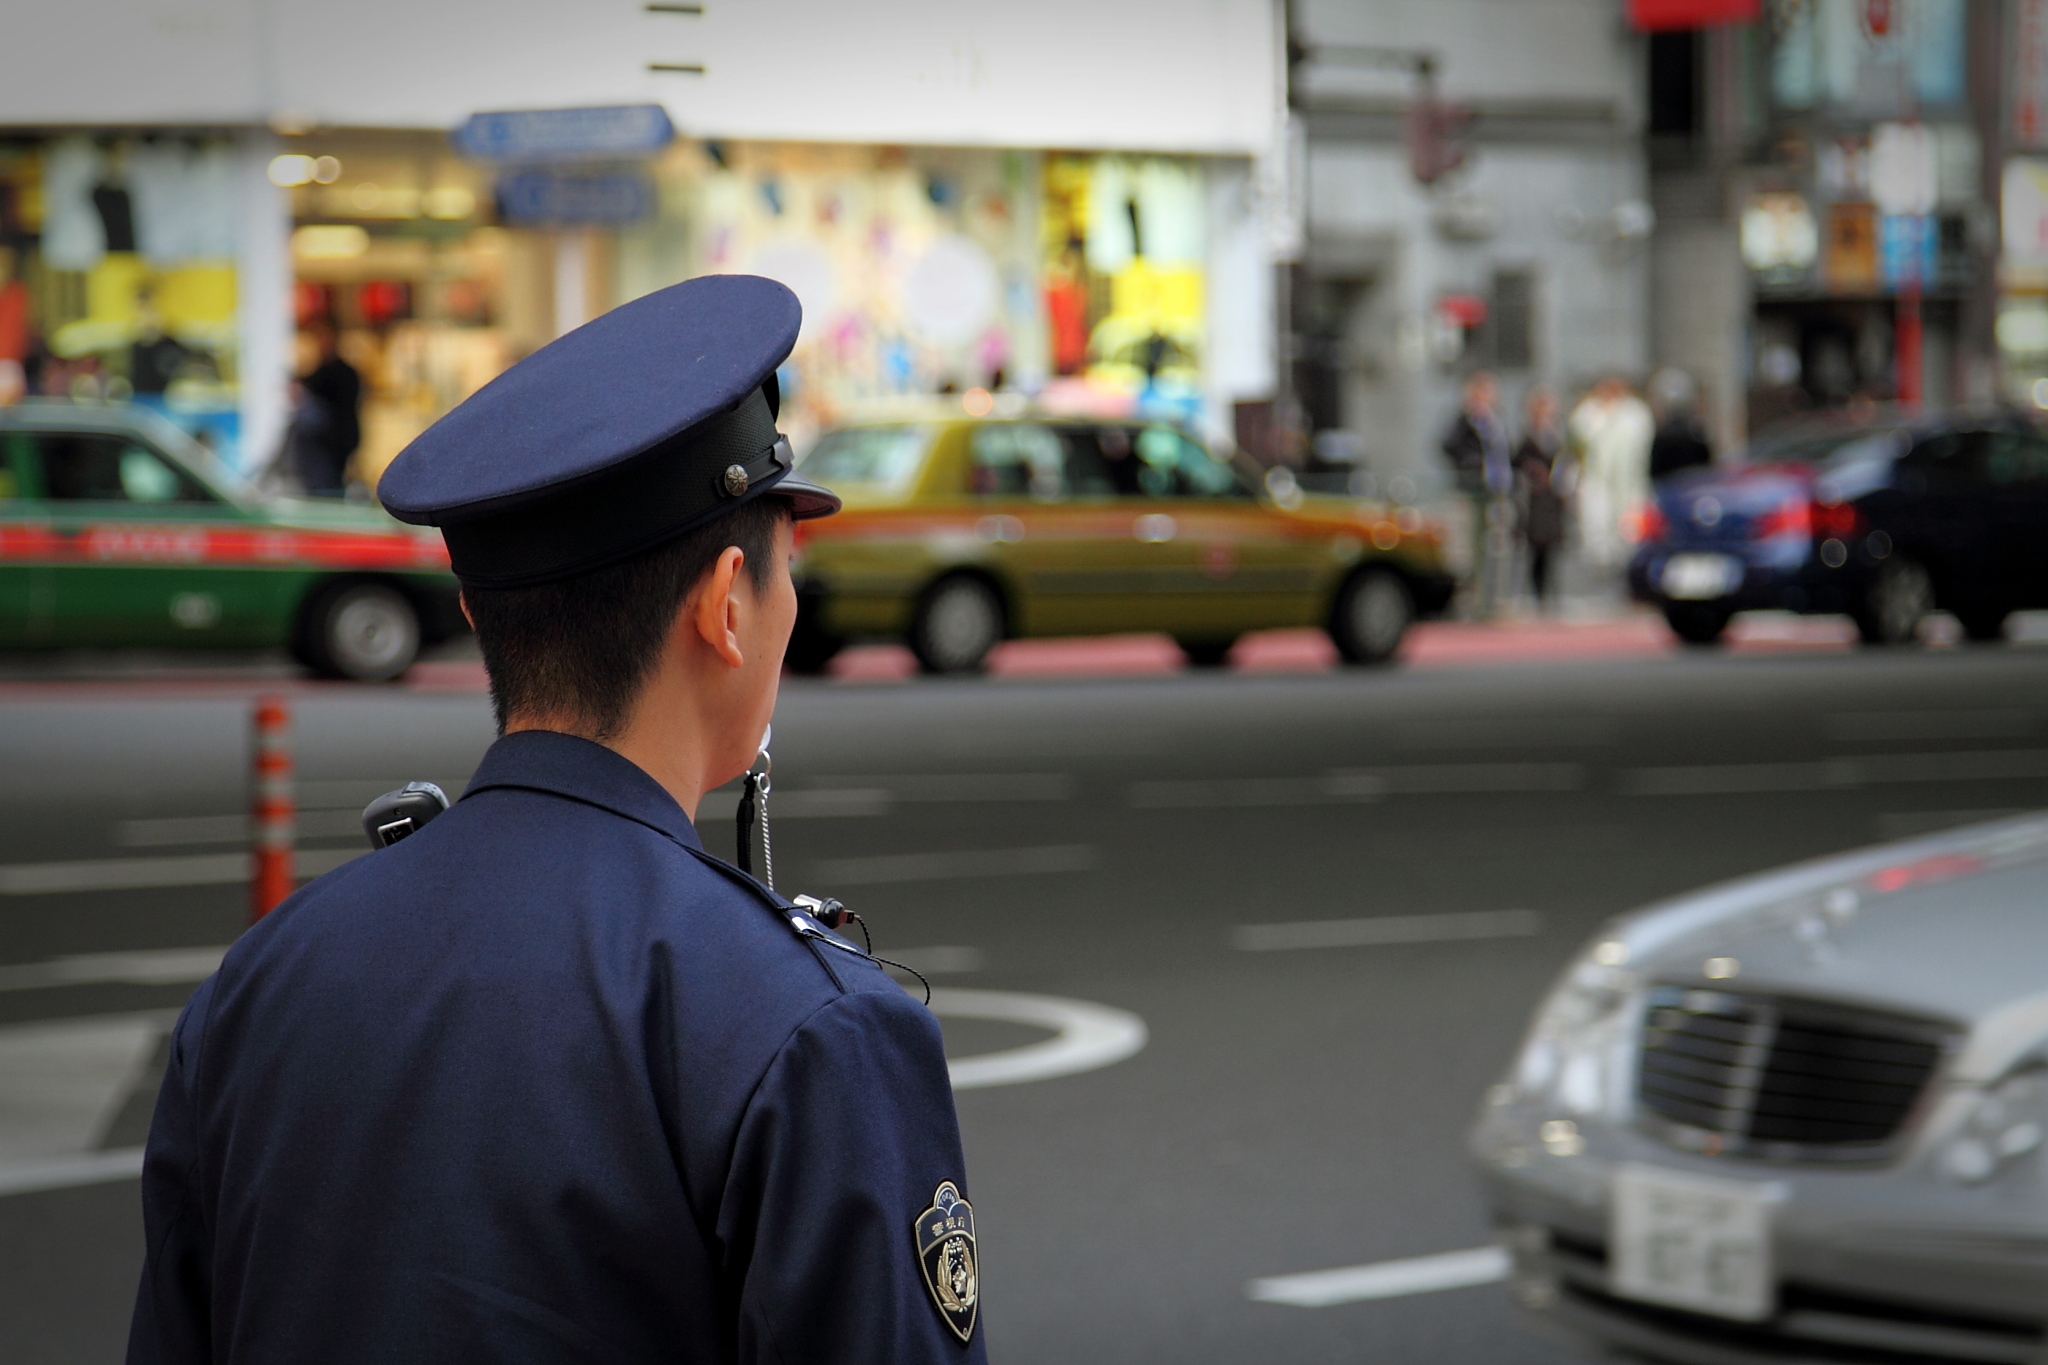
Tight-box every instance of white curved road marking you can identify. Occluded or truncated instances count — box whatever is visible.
[930,989,1146,1089]
[1248,1245,1510,1307]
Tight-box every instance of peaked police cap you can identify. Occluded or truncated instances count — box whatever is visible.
[378,274,839,588]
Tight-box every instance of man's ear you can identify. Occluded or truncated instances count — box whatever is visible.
[689,546,749,669]
[458,590,474,630]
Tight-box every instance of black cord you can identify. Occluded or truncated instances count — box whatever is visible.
[871,952,931,1006]
[846,912,872,954]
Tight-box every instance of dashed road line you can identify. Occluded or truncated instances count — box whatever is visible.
[1248,1246,1510,1307]
[1130,764,1583,808]
[0,946,227,993]
[0,847,363,896]
[1620,749,2048,796]
[813,844,1096,886]
[0,1147,146,1198]
[1232,909,1542,952]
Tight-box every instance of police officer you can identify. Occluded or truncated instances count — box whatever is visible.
[127,276,987,1364]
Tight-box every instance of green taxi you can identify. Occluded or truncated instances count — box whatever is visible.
[788,414,1454,673]
[0,402,462,680]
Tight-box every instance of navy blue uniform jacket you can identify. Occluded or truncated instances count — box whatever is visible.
[127,731,986,1364]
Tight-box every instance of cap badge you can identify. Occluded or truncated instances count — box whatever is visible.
[723,463,750,497]
[915,1182,978,1343]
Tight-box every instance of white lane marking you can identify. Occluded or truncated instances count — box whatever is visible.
[120,808,371,847]
[1233,909,1542,952]
[930,989,1146,1089]
[0,1147,146,1198]
[0,946,229,994]
[1621,749,2048,795]
[0,1013,166,1164]
[0,847,362,895]
[1825,710,2033,743]
[814,844,1096,886]
[698,788,893,823]
[1248,1246,1511,1307]
[1131,764,1583,808]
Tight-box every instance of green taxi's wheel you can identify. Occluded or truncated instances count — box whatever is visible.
[1955,606,2009,643]
[1329,566,1412,665]
[1178,638,1237,668]
[1663,603,1732,646]
[301,581,421,682]
[909,574,1004,674]
[1854,559,1933,646]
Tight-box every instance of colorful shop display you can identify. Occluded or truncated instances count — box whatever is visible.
[1039,154,1206,426]
[0,137,245,462]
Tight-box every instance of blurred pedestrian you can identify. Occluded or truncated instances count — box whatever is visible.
[1569,375,1653,570]
[1647,367,1713,480]
[1440,371,1513,615]
[288,317,362,496]
[1515,387,1567,610]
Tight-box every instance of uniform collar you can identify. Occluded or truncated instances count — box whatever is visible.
[462,729,703,851]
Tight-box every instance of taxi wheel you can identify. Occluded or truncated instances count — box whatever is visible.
[1178,638,1237,668]
[1329,567,1413,665]
[1663,603,1732,646]
[909,575,1004,674]
[1854,559,1933,646]
[300,581,422,682]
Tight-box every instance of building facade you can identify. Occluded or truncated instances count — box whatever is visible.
[1286,0,1655,496]
[0,0,1283,480]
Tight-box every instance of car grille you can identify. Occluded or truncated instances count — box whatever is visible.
[1635,987,1953,1162]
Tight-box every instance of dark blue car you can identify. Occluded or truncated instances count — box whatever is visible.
[1629,410,2048,645]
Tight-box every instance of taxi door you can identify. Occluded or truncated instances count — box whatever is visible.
[1122,425,1324,637]
[965,422,1152,637]
[23,428,265,647]
[0,431,48,645]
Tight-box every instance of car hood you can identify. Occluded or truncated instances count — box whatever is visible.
[259,497,425,536]
[1606,812,2048,1080]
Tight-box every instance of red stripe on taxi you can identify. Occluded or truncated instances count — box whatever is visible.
[0,522,449,571]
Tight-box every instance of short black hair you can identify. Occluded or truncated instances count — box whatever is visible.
[464,497,788,739]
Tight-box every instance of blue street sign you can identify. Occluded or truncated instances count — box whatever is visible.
[495,170,654,226]
[453,105,674,162]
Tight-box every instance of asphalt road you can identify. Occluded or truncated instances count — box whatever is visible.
[4,642,2048,1364]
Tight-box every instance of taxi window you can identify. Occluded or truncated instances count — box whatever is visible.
[970,424,1065,499]
[1135,426,1248,499]
[31,432,215,504]
[799,425,930,494]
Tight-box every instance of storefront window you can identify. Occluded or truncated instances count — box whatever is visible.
[0,136,245,461]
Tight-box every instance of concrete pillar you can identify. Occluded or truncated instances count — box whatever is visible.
[235,131,293,477]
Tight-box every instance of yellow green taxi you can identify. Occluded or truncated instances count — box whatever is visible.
[787,415,1454,673]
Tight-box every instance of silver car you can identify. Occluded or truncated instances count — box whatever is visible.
[1471,814,2048,1364]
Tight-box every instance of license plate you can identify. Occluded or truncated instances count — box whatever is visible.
[1610,1164,1776,1322]
[1662,554,1743,600]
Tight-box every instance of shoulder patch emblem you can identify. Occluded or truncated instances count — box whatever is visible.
[914,1181,978,1343]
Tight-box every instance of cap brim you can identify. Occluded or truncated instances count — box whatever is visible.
[769,473,842,520]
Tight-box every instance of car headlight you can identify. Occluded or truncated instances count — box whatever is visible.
[1509,937,1642,1122]
[1940,1066,2047,1184]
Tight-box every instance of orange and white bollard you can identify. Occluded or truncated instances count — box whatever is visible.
[250,695,295,920]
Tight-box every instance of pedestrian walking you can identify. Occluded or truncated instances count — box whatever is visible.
[1514,387,1568,611]
[1568,375,1653,571]
[1647,367,1714,481]
[126,276,986,1365]
[287,316,361,496]
[1439,370,1513,616]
